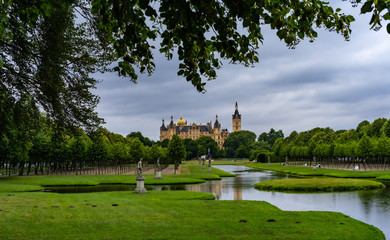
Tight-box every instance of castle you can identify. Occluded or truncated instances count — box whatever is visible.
[159,102,241,148]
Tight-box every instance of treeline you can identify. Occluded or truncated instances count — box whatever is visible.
[1,118,170,176]
[271,118,390,170]
[0,98,229,175]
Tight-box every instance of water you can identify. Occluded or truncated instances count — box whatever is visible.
[196,165,390,239]
[44,184,186,193]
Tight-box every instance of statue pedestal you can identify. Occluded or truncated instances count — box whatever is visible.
[154,170,163,179]
[134,176,147,194]
[208,165,212,172]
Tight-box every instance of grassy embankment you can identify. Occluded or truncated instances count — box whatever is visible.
[246,163,387,192]
[0,190,385,240]
[254,178,385,192]
[0,165,234,192]
[245,163,390,179]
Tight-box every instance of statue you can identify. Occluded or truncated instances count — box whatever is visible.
[154,158,163,179]
[134,158,147,193]
[156,158,161,172]
[137,158,143,178]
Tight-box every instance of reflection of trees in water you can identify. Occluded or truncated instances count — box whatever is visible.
[358,182,390,214]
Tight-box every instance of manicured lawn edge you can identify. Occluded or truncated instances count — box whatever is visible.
[254,178,385,192]
[0,164,234,192]
[245,163,390,179]
[0,184,44,192]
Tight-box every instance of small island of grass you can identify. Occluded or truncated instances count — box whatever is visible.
[254,178,385,192]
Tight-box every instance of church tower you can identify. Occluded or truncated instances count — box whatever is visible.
[232,102,241,132]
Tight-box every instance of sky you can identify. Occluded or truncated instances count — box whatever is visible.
[92,2,390,141]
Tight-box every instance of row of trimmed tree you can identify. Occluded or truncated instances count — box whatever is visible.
[271,118,390,170]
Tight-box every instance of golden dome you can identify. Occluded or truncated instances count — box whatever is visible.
[177,114,185,125]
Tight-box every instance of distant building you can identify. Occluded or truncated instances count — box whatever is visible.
[159,102,242,148]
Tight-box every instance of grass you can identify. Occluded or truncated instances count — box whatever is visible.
[0,184,44,192]
[0,190,384,240]
[245,163,390,179]
[182,165,236,179]
[0,164,234,192]
[254,178,385,192]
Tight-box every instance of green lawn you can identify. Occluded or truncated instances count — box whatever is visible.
[254,178,385,192]
[0,191,384,240]
[0,165,234,192]
[245,163,390,179]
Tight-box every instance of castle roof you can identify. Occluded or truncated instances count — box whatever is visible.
[233,102,241,119]
[161,119,167,131]
[177,114,185,125]
[169,115,174,127]
[214,115,220,128]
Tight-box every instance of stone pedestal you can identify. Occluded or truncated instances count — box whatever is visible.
[134,176,147,194]
[154,170,163,179]
[208,165,211,172]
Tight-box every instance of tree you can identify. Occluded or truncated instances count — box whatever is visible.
[197,145,207,157]
[257,128,284,147]
[129,138,144,162]
[356,134,373,159]
[235,145,249,159]
[183,138,198,160]
[1,1,109,132]
[167,135,186,174]
[375,133,390,157]
[127,132,154,146]
[367,118,387,138]
[223,130,256,158]
[195,136,218,158]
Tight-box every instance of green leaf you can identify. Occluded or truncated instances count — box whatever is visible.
[387,23,390,34]
[145,6,157,17]
[139,0,149,9]
[361,1,373,14]
[383,13,390,20]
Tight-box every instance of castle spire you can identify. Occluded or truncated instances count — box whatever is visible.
[161,119,167,131]
[232,102,241,132]
[214,114,220,128]
[169,115,174,127]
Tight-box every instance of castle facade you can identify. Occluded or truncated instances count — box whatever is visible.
[159,102,241,148]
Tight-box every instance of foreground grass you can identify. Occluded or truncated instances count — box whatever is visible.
[246,163,390,179]
[0,165,234,192]
[254,178,385,192]
[0,191,384,240]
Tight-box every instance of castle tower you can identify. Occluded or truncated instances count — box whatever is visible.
[232,102,241,132]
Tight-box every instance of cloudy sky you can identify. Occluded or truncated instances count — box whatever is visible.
[92,2,390,141]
